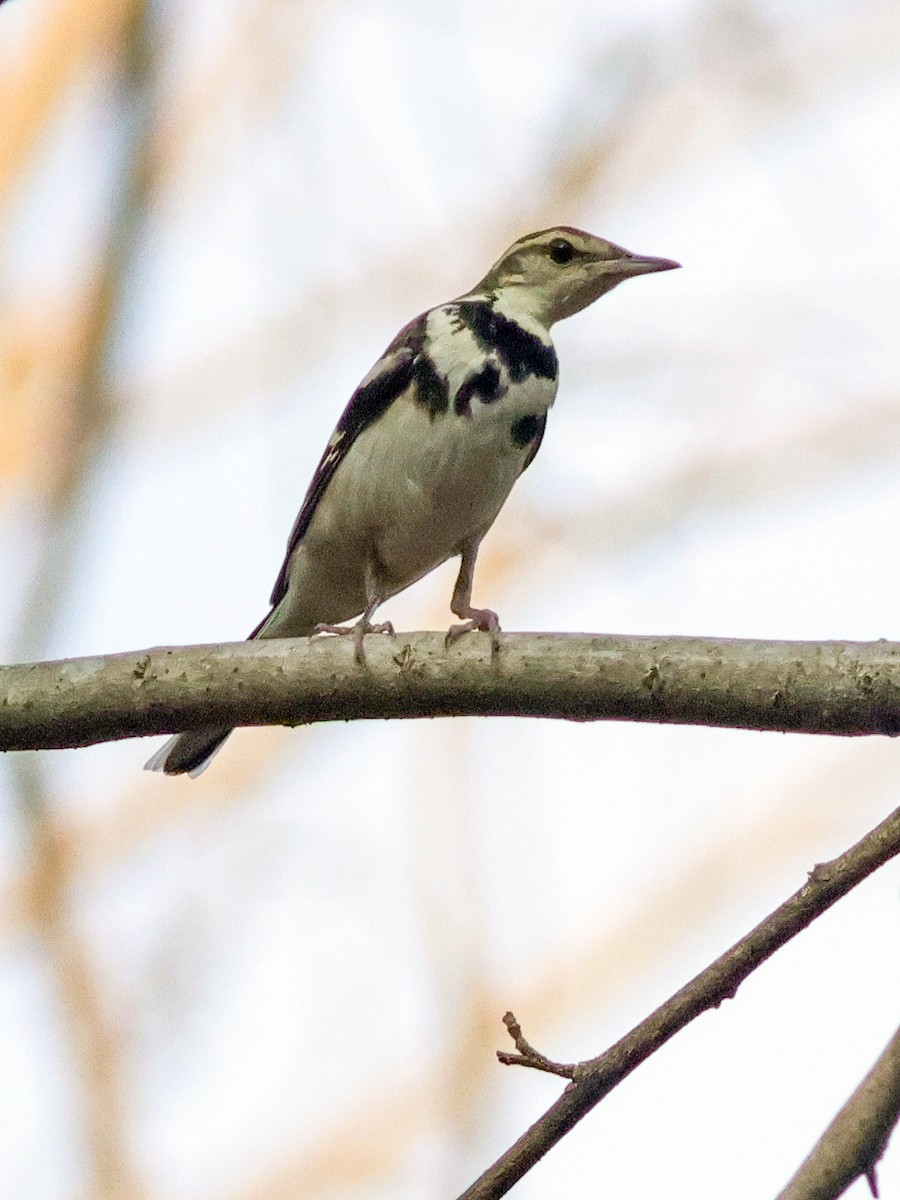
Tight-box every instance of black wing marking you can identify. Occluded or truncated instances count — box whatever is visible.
[267,317,423,608]
[513,412,549,468]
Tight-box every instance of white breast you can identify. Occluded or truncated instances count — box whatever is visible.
[277,305,557,628]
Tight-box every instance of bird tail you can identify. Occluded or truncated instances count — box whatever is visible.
[143,605,285,777]
[144,583,327,777]
[144,726,233,777]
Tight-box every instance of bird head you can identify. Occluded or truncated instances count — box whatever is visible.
[473,226,680,327]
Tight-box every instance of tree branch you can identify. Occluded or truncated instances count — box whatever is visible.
[775,1022,900,1200]
[457,804,900,1199]
[4,633,900,753]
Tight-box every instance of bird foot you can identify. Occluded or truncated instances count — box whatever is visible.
[313,619,395,664]
[446,608,502,655]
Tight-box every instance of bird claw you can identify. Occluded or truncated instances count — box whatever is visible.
[445,609,502,655]
[313,619,395,664]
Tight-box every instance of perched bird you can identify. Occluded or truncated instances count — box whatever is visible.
[146,227,679,776]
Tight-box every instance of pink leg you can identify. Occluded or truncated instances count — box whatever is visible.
[313,612,394,664]
[313,561,392,663]
[446,538,501,653]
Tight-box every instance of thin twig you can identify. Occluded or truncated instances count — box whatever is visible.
[774,1022,900,1200]
[496,1013,576,1079]
[457,805,900,1199]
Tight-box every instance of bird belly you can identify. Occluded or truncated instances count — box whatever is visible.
[278,376,554,626]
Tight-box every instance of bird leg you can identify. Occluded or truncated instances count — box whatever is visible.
[313,561,392,663]
[446,539,501,653]
[313,613,394,663]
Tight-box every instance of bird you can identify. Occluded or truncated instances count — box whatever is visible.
[145,226,679,776]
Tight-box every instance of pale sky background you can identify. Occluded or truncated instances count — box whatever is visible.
[0,1,899,1198]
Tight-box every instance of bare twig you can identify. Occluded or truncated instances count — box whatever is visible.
[775,1022,900,1200]
[496,1013,576,1079]
[458,805,900,1199]
[5,633,900,753]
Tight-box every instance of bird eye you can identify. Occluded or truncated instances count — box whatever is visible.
[548,238,574,265]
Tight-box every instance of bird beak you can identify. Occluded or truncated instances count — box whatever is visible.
[549,244,681,322]
[607,253,681,277]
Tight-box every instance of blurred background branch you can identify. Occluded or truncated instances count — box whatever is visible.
[6,2,156,1196]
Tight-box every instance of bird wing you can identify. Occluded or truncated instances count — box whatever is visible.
[522,413,547,472]
[267,317,423,609]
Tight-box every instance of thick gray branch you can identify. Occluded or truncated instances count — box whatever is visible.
[3,632,900,752]
[775,1022,900,1200]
